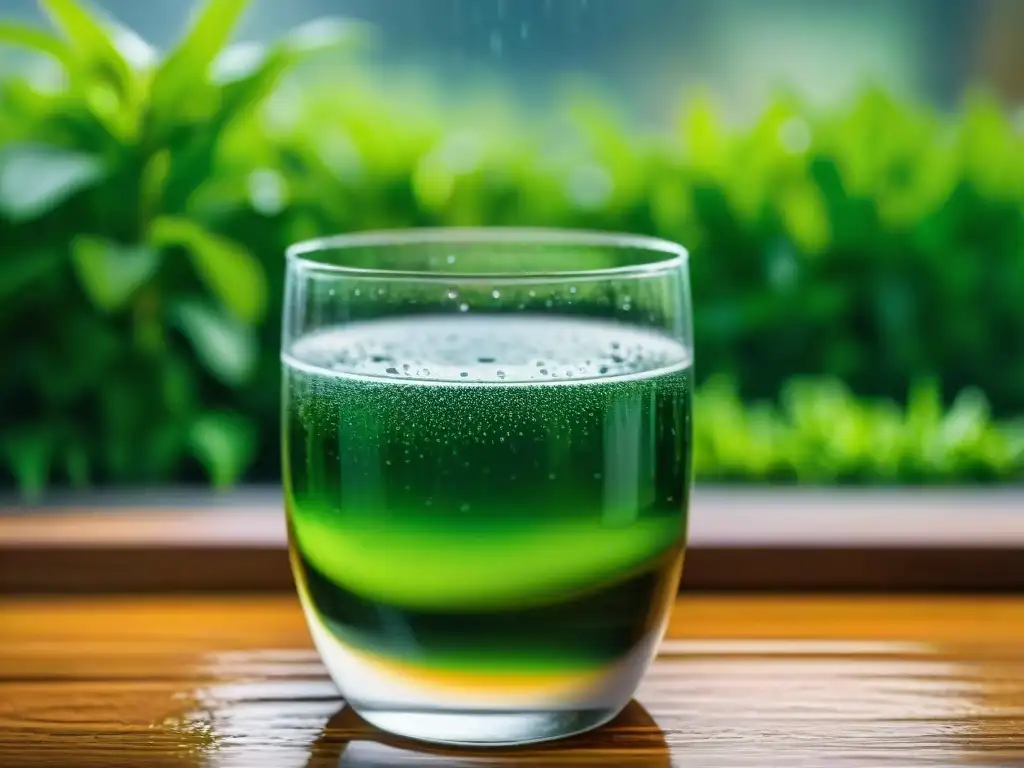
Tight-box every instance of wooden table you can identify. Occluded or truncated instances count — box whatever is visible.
[1,595,1022,767]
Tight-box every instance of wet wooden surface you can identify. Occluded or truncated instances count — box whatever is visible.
[1,595,1022,767]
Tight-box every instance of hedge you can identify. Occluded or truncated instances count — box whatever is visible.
[1,0,1022,493]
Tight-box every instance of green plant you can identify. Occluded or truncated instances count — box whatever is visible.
[0,0,360,494]
[695,377,1024,484]
[1,0,1022,495]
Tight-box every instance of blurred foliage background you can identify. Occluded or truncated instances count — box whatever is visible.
[1,0,1022,495]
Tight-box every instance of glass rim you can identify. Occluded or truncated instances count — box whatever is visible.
[285,227,689,282]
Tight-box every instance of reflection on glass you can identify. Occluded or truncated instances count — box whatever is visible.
[313,700,671,768]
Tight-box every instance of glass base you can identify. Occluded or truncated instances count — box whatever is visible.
[354,705,624,747]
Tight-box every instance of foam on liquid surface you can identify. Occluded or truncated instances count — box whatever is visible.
[285,315,690,385]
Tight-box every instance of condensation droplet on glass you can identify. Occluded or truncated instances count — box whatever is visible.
[569,286,577,294]
[377,288,385,296]
[446,254,456,264]
[354,288,361,296]
[491,289,501,299]
[328,288,335,297]
[545,299,553,308]
[447,289,458,300]
[386,367,399,375]
[540,368,549,375]
[548,473,557,481]
[459,302,470,312]
[528,289,537,298]
[460,371,469,378]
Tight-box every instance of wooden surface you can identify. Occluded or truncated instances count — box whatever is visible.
[4,489,1024,592]
[1,595,1022,767]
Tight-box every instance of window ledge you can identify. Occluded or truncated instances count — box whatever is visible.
[2,487,1021,593]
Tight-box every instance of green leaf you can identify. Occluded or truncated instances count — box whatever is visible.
[207,18,367,132]
[173,300,257,386]
[0,21,76,70]
[150,216,266,323]
[188,411,256,488]
[0,143,105,221]
[2,427,55,500]
[38,0,137,89]
[70,236,160,311]
[149,0,251,122]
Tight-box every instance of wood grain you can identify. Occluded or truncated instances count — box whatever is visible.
[1,595,1022,767]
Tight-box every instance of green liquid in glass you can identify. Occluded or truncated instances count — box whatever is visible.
[284,315,691,680]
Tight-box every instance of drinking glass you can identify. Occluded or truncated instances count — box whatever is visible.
[282,228,692,746]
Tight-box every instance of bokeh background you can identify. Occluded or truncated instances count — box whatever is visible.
[1,0,1022,497]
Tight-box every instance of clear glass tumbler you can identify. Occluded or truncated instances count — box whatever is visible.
[281,228,692,746]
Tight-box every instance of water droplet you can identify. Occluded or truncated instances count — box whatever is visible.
[545,299,553,308]
[460,372,469,378]
[371,355,393,363]
[328,288,335,297]
[569,286,577,294]
[459,303,470,312]
[599,366,610,374]
[385,460,392,466]
[540,368,549,375]
[447,289,458,300]
[478,356,496,364]
[623,303,632,312]
[491,289,501,299]
[497,370,507,379]
[354,288,361,296]
[667,496,675,503]
[403,363,411,370]
[460,502,471,512]
[548,473,557,480]
[422,368,430,376]
[446,254,456,264]
[377,288,385,296]
[528,290,537,298]
[385,367,399,375]
[594,473,603,480]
